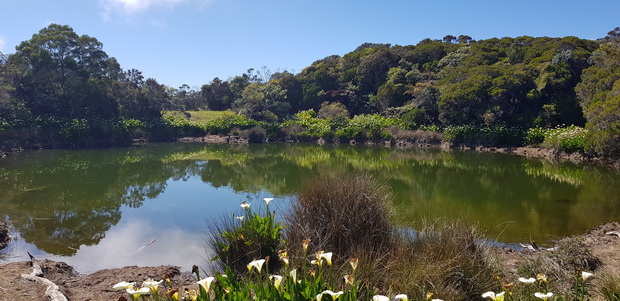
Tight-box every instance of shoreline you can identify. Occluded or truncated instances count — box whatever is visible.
[2,135,619,168]
[178,135,620,168]
[2,221,620,300]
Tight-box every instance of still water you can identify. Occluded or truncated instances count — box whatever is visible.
[1,143,619,273]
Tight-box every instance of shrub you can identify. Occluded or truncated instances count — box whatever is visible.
[243,126,267,143]
[541,125,588,153]
[207,201,284,274]
[336,114,396,140]
[526,127,547,145]
[443,125,525,146]
[204,115,261,135]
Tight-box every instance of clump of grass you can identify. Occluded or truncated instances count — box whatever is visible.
[284,174,394,262]
[385,219,500,301]
[598,273,620,301]
[388,126,443,145]
[514,236,600,298]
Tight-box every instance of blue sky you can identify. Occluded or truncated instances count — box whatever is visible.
[0,0,618,89]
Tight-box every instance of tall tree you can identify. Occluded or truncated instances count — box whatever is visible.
[9,24,121,118]
[576,37,620,156]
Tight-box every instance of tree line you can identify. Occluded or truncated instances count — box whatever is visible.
[1,24,619,156]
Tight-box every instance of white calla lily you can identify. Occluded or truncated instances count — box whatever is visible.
[322,252,333,266]
[247,259,266,273]
[482,291,505,301]
[372,295,390,301]
[581,271,593,281]
[197,276,215,292]
[112,281,135,290]
[264,198,274,205]
[269,275,283,289]
[534,292,553,300]
[395,294,409,301]
[519,277,536,284]
[126,287,150,296]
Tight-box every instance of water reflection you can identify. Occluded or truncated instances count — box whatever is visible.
[1,143,619,272]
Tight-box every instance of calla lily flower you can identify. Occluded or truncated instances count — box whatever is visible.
[142,278,163,294]
[240,201,250,209]
[264,198,274,205]
[519,277,536,284]
[186,289,198,301]
[581,271,593,281]
[235,216,244,221]
[142,278,162,287]
[317,290,343,301]
[482,291,505,301]
[322,252,333,266]
[536,273,547,283]
[432,299,444,301]
[372,295,390,301]
[534,292,553,300]
[343,274,354,285]
[112,281,135,290]
[349,258,359,271]
[126,287,150,296]
[302,239,310,252]
[247,259,266,273]
[269,275,283,289]
[197,276,215,293]
[395,294,409,301]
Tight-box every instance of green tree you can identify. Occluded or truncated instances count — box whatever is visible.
[114,69,167,120]
[576,39,620,156]
[234,82,290,122]
[201,77,234,110]
[8,24,121,118]
[0,52,28,120]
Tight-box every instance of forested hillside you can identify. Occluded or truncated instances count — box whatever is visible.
[1,25,619,157]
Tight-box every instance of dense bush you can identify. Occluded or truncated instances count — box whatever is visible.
[443,125,525,146]
[204,115,262,135]
[335,114,397,140]
[541,125,588,153]
[243,126,267,143]
[525,127,546,145]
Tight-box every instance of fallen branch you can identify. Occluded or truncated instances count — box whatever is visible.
[20,252,67,301]
[606,231,620,238]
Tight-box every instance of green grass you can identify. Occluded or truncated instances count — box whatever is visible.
[163,111,235,125]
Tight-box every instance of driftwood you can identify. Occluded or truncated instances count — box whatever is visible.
[606,231,620,238]
[20,252,68,301]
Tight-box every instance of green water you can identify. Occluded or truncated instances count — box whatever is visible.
[1,143,619,273]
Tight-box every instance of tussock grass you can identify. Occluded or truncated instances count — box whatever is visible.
[284,175,500,300]
[385,220,499,300]
[284,174,394,261]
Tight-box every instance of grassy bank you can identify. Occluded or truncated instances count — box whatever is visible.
[106,175,614,301]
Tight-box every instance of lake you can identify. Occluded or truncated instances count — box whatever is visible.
[1,143,619,274]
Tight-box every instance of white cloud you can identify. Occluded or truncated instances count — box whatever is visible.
[0,37,5,53]
[100,0,212,19]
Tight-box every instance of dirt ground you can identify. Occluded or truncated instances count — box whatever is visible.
[2,222,620,300]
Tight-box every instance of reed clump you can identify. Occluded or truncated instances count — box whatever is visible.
[284,174,394,261]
